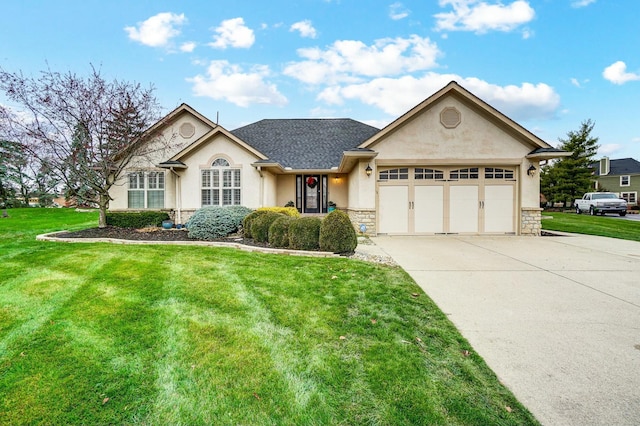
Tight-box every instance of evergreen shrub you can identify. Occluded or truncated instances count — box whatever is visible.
[257,206,300,217]
[242,210,268,239]
[106,211,170,228]
[187,206,252,240]
[251,211,284,243]
[319,210,357,253]
[268,215,294,248]
[289,216,321,251]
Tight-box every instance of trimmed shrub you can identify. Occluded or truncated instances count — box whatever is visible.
[187,206,252,240]
[106,211,170,228]
[223,205,254,227]
[289,216,321,251]
[257,206,300,217]
[251,212,284,243]
[242,210,269,239]
[268,215,294,248]
[319,210,358,253]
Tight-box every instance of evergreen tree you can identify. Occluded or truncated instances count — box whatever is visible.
[541,120,599,206]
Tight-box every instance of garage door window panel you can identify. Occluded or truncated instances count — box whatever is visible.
[450,168,479,180]
[415,168,444,180]
[379,168,409,181]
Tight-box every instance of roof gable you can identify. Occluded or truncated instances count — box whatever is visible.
[359,81,554,152]
[146,103,217,137]
[231,119,379,169]
[169,125,267,162]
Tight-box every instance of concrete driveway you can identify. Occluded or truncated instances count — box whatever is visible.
[371,233,640,426]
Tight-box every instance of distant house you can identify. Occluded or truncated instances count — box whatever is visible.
[108,81,569,236]
[592,157,640,206]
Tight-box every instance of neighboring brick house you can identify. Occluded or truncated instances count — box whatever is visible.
[592,157,640,206]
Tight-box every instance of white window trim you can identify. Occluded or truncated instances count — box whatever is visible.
[621,191,637,205]
[128,171,165,209]
[620,175,630,187]
[201,158,242,206]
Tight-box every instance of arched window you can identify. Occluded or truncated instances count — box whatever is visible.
[201,157,241,206]
[212,158,229,167]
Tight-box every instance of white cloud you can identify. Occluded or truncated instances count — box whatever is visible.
[180,41,196,52]
[603,61,640,85]
[389,2,410,20]
[318,73,560,121]
[283,35,441,85]
[598,144,622,156]
[571,0,596,8]
[434,0,535,34]
[125,12,186,47]
[290,20,317,39]
[570,77,589,88]
[187,60,287,107]
[209,18,255,49]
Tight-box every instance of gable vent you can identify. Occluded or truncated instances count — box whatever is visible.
[179,122,196,138]
[440,107,461,129]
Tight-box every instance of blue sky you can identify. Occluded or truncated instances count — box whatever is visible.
[1,0,639,158]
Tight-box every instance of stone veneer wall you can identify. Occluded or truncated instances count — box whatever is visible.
[347,208,376,236]
[521,207,542,236]
[167,209,196,225]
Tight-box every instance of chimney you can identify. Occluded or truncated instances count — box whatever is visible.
[599,157,610,175]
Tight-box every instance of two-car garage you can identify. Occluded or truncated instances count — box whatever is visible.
[377,166,517,235]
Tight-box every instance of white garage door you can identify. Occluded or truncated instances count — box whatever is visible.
[378,166,516,235]
[449,185,479,233]
[414,186,444,233]
[484,185,514,233]
[378,185,408,234]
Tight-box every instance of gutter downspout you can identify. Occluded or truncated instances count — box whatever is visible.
[256,166,264,207]
[169,167,182,225]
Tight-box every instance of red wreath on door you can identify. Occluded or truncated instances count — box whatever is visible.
[306,177,317,188]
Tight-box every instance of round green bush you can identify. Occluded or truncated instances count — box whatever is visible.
[289,216,322,251]
[242,210,268,239]
[268,215,294,248]
[319,210,357,253]
[224,205,254,227]
[186,206,252,240]
[251,211,284,243]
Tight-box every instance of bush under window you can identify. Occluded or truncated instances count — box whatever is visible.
[106,211,170,228]
[187,206,253,240]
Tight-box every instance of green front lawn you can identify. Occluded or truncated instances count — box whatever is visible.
[542,211,640,241]
[0,208,537,425]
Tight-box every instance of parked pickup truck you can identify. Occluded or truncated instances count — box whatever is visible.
[574,192,627,216]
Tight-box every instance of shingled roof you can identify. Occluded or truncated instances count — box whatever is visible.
[592,158,640,176]
[231,119,379,169]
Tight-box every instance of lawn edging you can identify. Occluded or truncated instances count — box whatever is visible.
[36,231,340,258]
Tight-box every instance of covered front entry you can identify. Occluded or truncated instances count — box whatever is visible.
[296,175,328,214]
[378,166,517,235]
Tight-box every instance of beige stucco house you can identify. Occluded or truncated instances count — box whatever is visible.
[109,81,569,236]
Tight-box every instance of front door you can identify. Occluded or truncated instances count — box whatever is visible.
[304,175,321,213]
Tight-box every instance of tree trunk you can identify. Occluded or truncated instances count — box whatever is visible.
[98,193,110,228]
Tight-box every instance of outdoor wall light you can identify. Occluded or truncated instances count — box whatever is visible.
[365,164,372,177]
[527,164,537,176]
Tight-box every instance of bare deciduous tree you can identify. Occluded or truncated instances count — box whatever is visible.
[0,65,173,227]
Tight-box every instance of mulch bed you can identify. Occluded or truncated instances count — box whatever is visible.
[55,226,268,247]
